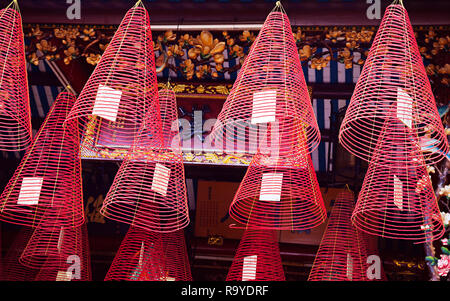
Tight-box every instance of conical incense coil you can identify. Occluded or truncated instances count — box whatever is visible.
[229,150,326,230]
[19,214,89,273]
[209,6,319,156]
[101,89,189,232]
[0,3,32,152]
[308,191,368,281]
[32,223,91,281]
[0,92,84,228]
[105,227,192,281]
[64,2,163,159]
[352,119,444,243]
[339,3,448,164]
[0,225,1,279]
[226,229,285,281]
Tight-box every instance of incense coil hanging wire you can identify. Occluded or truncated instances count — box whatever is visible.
[226,229,285,281]
[101,88,189,232]
[308,191,368,281]
[209,3,320,156]
[229,149,326,230]
[0,92,84,228]
[64,1,163,159]
[339,2,448,165]
[105,227,192,281]
[352,117,445,243]
[0,227,38,281]
[0,2,32,151]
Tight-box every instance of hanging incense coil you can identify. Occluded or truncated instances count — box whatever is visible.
[226,229,285,281]
[101,88,189,232]
[0,92,84,228]
[352,114,444,243]
[209,5,320,156]
[19,212,90,274]
[0,227,38,281]
[359,231,388,281]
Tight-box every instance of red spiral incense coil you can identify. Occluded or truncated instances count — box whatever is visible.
[0,224,1,279]
[101,89,189,232]
[0,225,91,281]
[209,5,320,156]
[339,3,448,164]
[0,227,38,281]
[308,191,368,281]
[105,227,191,281]
[226,229,285,281]
[352,119,444,243]
[0,92,84,228]
[229,149,326,230]
[0,3,32,152]
[64,2,163,159]
[0,223,2,279]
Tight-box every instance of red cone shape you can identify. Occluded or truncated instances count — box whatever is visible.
[31,223,91,281]
[339,3,448,164]
[352,119,444,243]
[229,147,326,230]
[19,212,90,273]
[105,227,191,281]
[308,191,368,281]
[210,8,320,156]
[0,226,1,279]
[0,92,84,228]
[64,2,163,159]
[101,89,189,232]
[0,227,39,281]
[0,4,32,151]
[226,229,285,281]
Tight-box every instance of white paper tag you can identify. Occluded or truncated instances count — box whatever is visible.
[259,173,283,202]
[242,255,257,281]
[397,87,413,129]
[160,276,176,281]
[17,177,43,205]
[92,84,122,122]
[393,175,403,210]
[251,90,277,124]
[151,163,171,196]
[346,253,353,280]
[56,271,72,281]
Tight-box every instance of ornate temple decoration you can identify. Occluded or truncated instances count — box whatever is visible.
[157,82,233,98]
[23,24,449,104]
